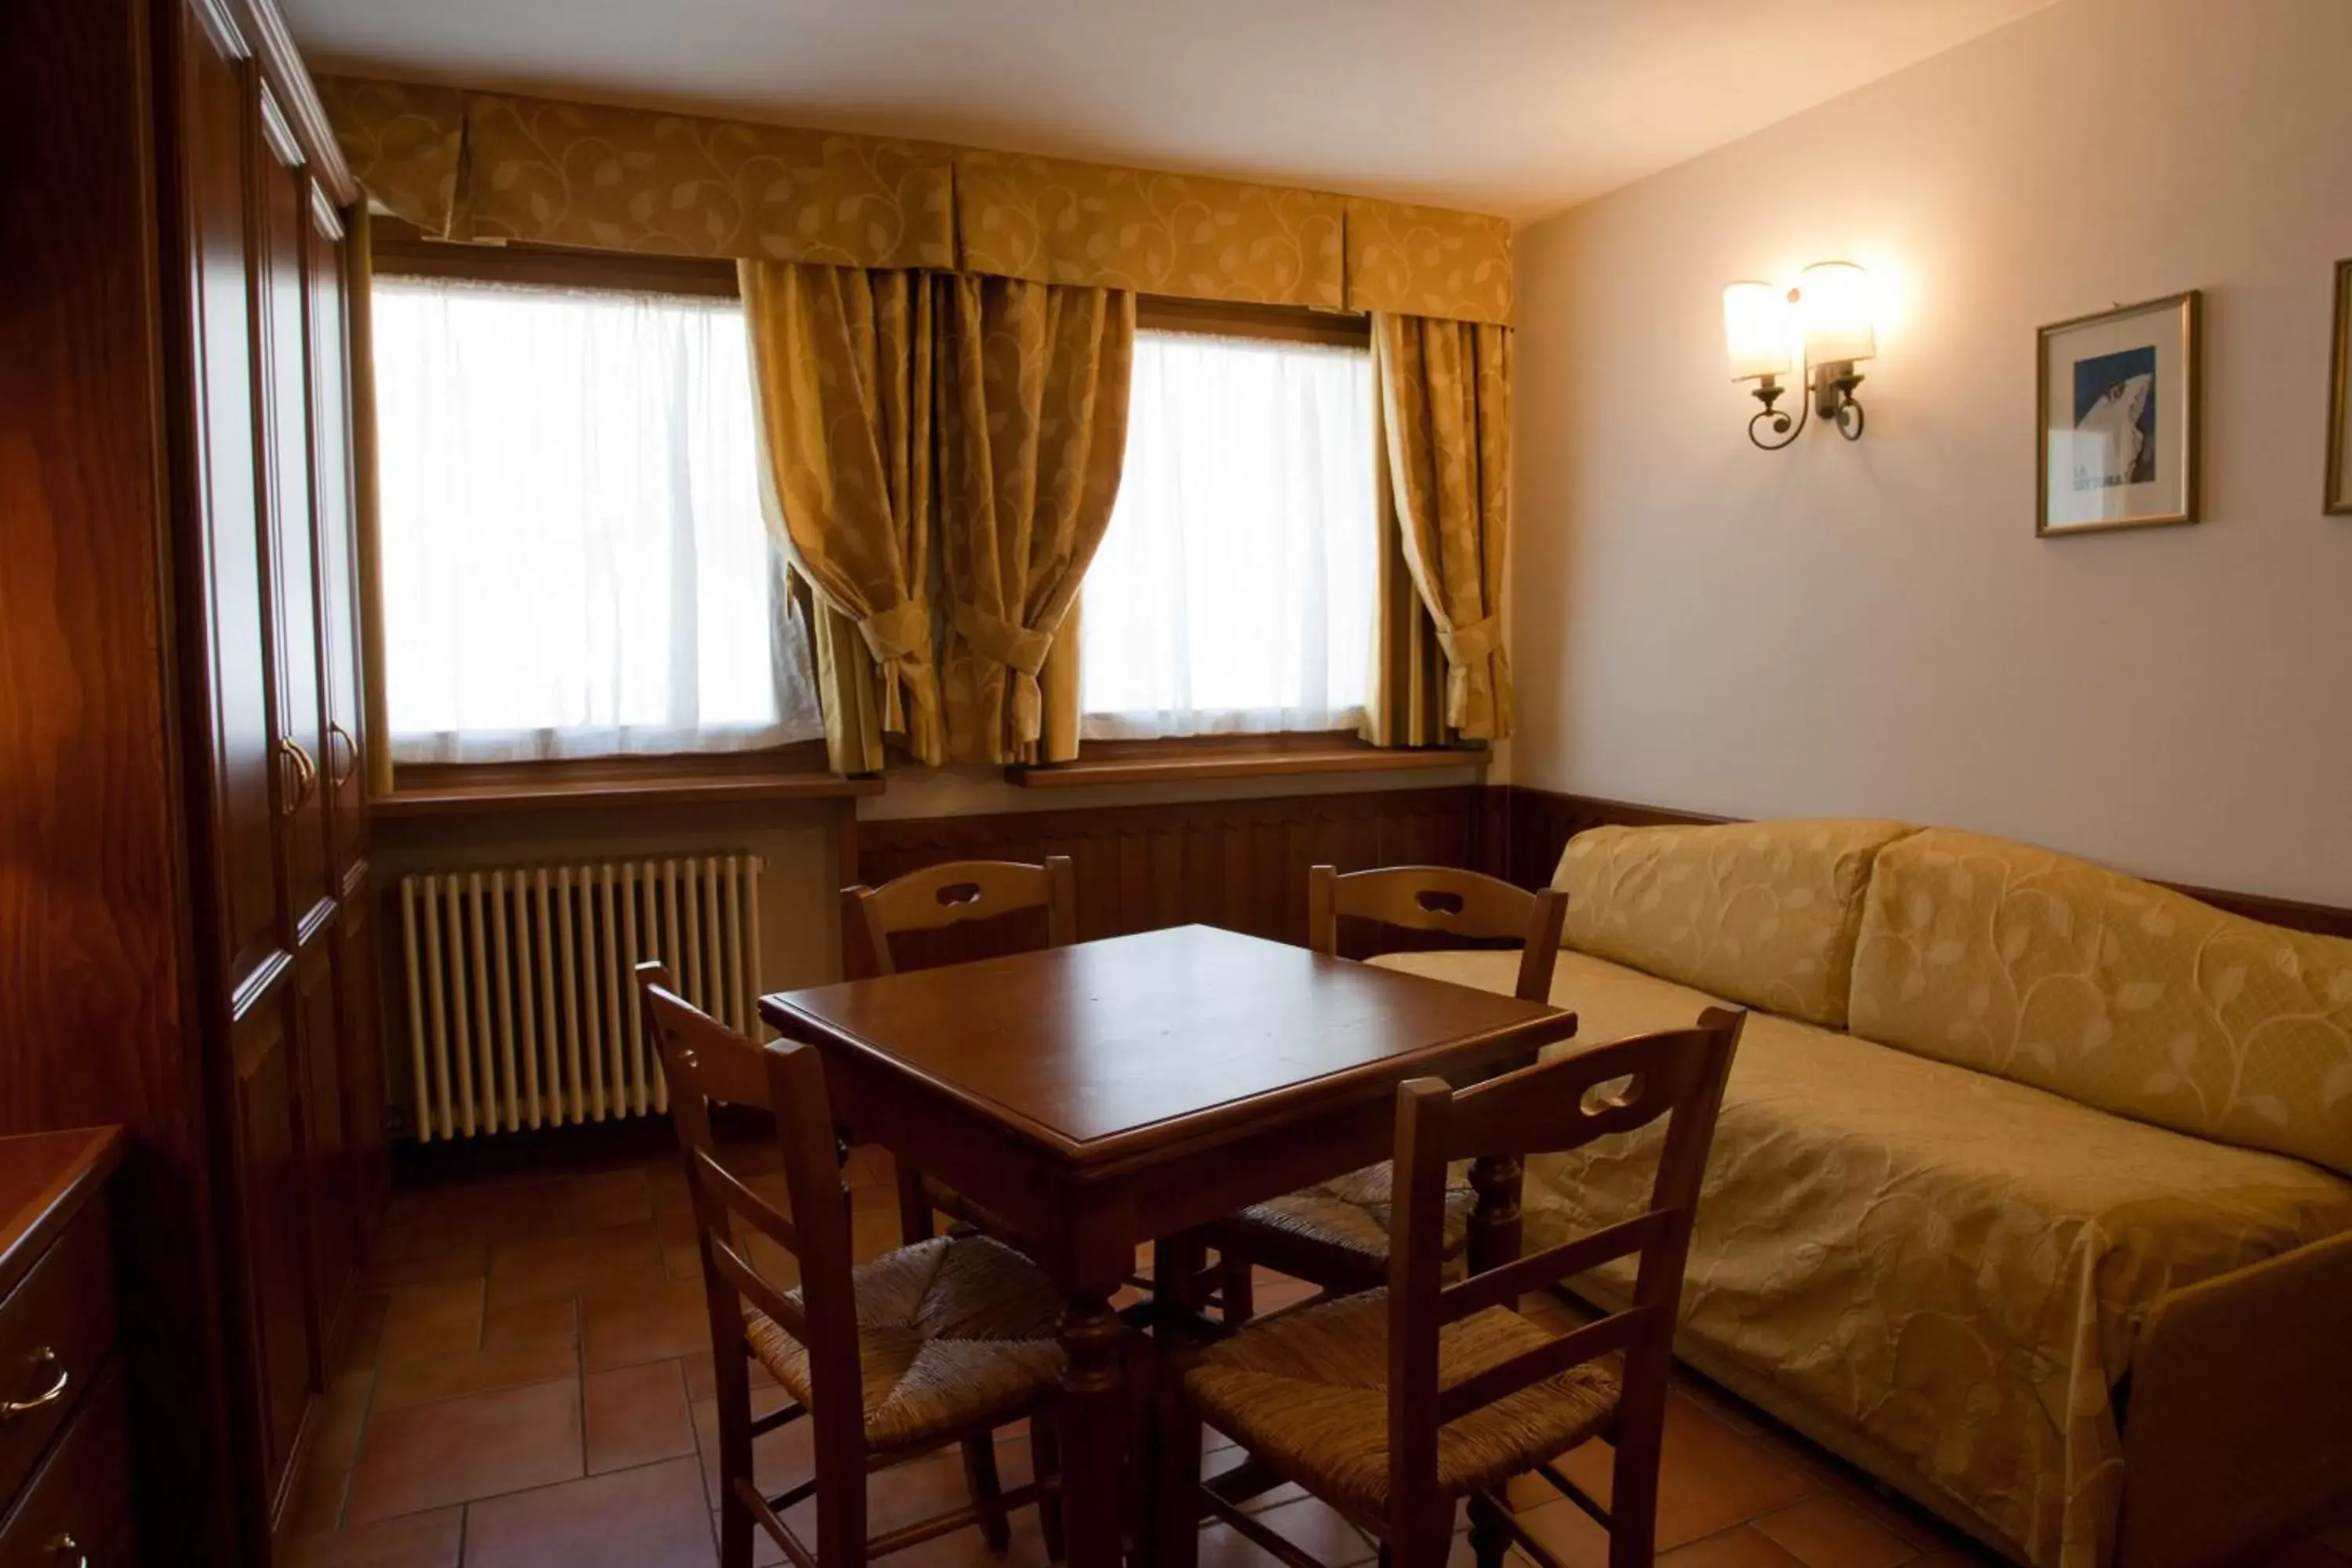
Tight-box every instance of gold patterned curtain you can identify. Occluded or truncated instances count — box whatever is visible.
[1372,312,1514,741]
[740,262,942,775]
[1359,367,1453,748]
[936,277,1135,764]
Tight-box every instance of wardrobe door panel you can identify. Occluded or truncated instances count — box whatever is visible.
[252,85,332,942]
[337,888,389,1228]
[181,4,285,1004]
[226,997,312,1498]
[303,197,368,897]
[295,943,354,1347]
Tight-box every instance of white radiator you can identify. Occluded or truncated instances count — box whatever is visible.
[397,855,764,1141]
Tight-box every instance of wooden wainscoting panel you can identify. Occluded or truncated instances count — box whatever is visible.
[854,786,1494,975]
[1492,787,1724,895]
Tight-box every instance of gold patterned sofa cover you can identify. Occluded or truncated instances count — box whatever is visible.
[1370,819,2352,1568]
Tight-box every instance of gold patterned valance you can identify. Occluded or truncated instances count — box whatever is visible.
[464,93,954,269]
[1345,198,1512,325]
[317,77,467,238]
[321,76,1512,325]
[953,150,1344,311]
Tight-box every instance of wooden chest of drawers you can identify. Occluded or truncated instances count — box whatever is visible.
[0,1132,129,1567]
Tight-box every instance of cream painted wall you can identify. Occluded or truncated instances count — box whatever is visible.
[1512,0,2352,905]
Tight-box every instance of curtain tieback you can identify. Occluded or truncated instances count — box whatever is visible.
[949,599,1054,742]
[1443,614,1501,664]
[856,598,942,746]
[1438,612,1502,731]
[857,599,932,665]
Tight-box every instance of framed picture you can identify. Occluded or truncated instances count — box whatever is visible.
[2328,259,2352,515]
[2037,290,2201,536]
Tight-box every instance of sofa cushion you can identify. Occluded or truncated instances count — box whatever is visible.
[1550,818,1915,1027]
[1849,827,2352,1177]
[1374,946,2352,1567]
[1374,945,1729,1048]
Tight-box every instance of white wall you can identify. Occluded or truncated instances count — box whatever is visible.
[1512,0,2352,905]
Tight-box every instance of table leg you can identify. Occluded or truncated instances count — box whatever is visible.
[1466,1153,1525,1276]
[1058,1290,1129,1568]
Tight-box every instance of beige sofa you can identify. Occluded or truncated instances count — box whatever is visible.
[1370,819,2352,1568]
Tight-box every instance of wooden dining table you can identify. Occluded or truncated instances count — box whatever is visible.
[758,923,1577,1568]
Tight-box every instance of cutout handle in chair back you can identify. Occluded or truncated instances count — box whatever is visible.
[1386,1007,1746,1464]
[841,855,1077,976]
[1308,863,1569,1003]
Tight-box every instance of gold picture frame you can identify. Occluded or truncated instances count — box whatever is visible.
[2328,259,2352,516]
[2036,290,2201,537]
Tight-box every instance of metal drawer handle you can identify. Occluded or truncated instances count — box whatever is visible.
[1,1348,69,1419]
[50,1534,87,1568]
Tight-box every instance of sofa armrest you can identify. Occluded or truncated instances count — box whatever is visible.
[2116,1225,2352,1568]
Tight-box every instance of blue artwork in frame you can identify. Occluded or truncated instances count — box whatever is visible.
[2071,344,2158,490]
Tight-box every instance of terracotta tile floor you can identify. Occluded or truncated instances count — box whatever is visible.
[285,1145,2352,1568]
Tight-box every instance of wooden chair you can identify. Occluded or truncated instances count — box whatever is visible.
[1158,1008,1748,1568]
[637,962,1068,1568]
[841,856,1077,1248]
[1201,865,1569,1321]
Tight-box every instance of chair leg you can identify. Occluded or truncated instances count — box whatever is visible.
[962,1436,1011,1551]
[1032,1416,1067,1564]
[712,1327,759,1568]
[1391,1511,1453,1568]
[813,1410,869,1568]
[717,1486,753,1568]
[1154,1235,1208,1568]
[1606,1387,1666,1568]
[1468,1493,1510,1568]
[1218,1250,1254,1325]
[896,1165,934,1245]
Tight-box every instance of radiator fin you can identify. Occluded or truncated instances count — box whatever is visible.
[399,855,764,1141]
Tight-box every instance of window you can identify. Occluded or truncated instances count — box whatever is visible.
[372,274,822,765]
[1079,328,1376,739]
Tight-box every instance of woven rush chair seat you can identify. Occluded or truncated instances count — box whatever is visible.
[1207,866,1570,1325]
[748,1233,1067,1450]
[1183,1291,1618,1519]
[1229,1163,1476,1267]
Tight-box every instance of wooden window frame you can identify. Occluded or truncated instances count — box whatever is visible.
[369,216,741,297]
[366,247,1437,801]
[369,223,845,813]
[1135,292,1370,350]
[1016,296,1468,786]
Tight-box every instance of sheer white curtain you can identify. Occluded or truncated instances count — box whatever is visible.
[1079,330,1375,739]
[372,277,822,764]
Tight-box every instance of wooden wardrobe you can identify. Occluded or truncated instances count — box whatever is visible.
[0,0,386,1560]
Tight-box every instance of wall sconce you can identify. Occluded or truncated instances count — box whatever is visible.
[1722,260,1876,449]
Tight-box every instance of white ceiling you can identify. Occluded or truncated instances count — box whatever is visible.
[284,0,2060,224]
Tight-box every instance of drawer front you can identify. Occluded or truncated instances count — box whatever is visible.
[0,1361,132,1568]
[0,1212,115,1507]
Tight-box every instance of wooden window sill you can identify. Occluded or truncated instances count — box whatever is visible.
[373,748,878,819]
[1005,737,1488,789]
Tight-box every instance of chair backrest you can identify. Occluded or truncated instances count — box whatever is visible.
[635,961,864,1457]
[1308,863,1568,1002]
[841,855,1077,977]
[1381,1007,1746,1516]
